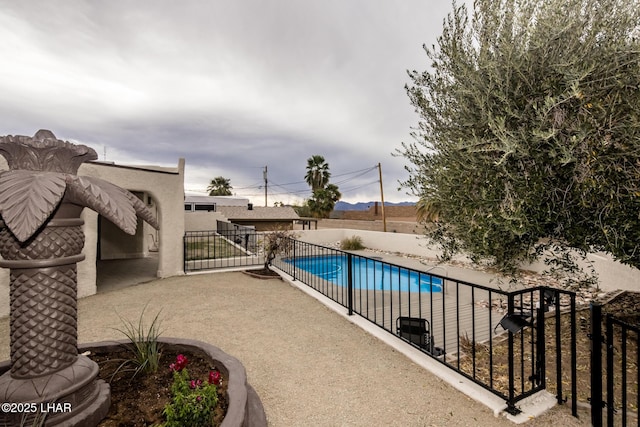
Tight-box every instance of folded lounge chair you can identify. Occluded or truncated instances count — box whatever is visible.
[396,316,445,357]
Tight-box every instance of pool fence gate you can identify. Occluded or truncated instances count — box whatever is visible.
[184,228,264,272]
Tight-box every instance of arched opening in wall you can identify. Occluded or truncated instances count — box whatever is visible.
[96,191,160,293]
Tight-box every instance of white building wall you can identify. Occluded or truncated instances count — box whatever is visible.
[78,210,98,301]
[297,229,640,291]
[0,158,185,318]
[184,195,249,207]
[184,212,227,231]
[297,229,449,259]
[79,160,185,279]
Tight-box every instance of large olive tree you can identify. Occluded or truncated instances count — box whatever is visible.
[399,0,640,282]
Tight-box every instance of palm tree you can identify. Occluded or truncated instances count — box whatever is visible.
[308,183,341,218]
[304,155,330,191]
[207,176,232,196]
[0,130,158,424]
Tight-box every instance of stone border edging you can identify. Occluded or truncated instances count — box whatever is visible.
[78,337,267,427]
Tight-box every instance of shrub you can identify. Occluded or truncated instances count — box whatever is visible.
[340,235,365,250]
[163,354,220,427]
[262,228,298,269]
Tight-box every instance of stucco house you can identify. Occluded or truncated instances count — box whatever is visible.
[0,158,186,317]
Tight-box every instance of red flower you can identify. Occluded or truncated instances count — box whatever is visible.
[208,370,221,385]
[189,379,202,389]
[170,354,189,371]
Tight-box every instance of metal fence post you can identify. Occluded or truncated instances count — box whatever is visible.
[536,288,546,389]
[292,238,297,281]
[570,293,577,417]
[506,294,517,414]
[347,253,353,316]
[183,234,187,273]
[590,302,603,427]
[605,315,615,425]
[211,232,215,265]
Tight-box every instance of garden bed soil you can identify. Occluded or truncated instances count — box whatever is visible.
[89,347,228,426]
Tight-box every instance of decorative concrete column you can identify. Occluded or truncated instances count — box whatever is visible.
[0,130,158,426]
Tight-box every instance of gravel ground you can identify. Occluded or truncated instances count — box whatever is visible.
[0,272,592,426]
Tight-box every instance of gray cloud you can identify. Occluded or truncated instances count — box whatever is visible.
[0,0,454,203]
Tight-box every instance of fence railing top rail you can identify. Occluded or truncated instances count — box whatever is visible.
[606,313,640,332]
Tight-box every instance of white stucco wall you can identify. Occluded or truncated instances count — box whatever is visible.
[522,251,640,292]
[297,229,449,259]
[0,158,185,318]
[99,207,148,260]
[184,211,226,231]
[185,195,249,207]
[79,160,185,279]
[78,210,98,300]
[297,229,640,291]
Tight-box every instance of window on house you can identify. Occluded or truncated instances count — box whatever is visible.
[194,204,216,212]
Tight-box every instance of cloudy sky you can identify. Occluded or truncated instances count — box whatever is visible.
[0,1,456,205]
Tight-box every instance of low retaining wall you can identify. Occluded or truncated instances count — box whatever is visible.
[312,219,420,234]
[296,229,451,260]
[296,229,640,292]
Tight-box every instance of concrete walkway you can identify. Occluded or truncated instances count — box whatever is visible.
[96,253,159,293]
[0,270,589,426]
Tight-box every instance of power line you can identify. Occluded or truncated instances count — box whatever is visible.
[199,164,380,199]
[338,180,381,194]
[232,181,263,190]
[332,165,378,178]
[267,165,378,193]
[262,178,381,199]
[269,182,309,195]
[263,165,378,187]
[332,167,378,186]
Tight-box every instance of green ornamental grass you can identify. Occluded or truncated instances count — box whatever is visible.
[340,235,365,250]
[112,304,164,380]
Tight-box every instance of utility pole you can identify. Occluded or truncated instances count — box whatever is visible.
[263,166,268,207]
[378,162,387,232]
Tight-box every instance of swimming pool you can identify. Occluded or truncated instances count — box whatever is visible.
[284,254,442,293]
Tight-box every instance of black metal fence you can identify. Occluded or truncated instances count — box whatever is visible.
[591,303,640,427]
[184,230,264,272]
[271,238,578,415]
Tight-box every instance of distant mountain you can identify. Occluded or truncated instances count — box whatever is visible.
[334,201,416,211]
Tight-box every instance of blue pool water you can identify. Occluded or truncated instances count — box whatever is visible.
[284,254,442,293]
